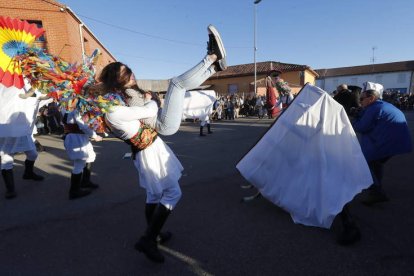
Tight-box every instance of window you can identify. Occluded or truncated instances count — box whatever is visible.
[228,84,238,95]
[83,37,91,56]
[351,78,358,85]
[26,20,46,42]
[397,73,406,83]
[375,75,383,83]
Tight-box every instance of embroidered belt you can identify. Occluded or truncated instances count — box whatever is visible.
[125,125,158,160]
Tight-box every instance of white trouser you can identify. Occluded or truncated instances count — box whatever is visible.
[1,150,38,170]
[146,184,182,210]
[72,160,87,174]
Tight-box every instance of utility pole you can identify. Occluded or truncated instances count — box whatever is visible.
[371,46,377,64]
[253,0,262,96]
[371,46,377,72]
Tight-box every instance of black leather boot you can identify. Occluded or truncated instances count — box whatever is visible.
[207,123,213,134]
[69,173,91,200]
[362,185,389,206]
[81,163,99,189]
[199,126,206,136]
[34,140,45,152]
[2,169,16,199]
[22,160,44,181]
[135,204,171,263]
[145,203,172,244]
[334,205,361,245]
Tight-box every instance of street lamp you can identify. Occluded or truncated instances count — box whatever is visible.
[254,0,262,96]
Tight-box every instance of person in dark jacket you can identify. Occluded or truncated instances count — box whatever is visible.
[334,84,360,116]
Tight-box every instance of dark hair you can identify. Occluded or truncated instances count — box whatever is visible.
[268,70,281,77]
[99,62,151,99]
[98,62,133,92]
[98,62,148,98]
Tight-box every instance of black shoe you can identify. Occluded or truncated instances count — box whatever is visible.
[207,25,227,71]
[157,231,172,244]
[23,172,44,181]
[81,163,99,189]
[214,58,227,72]
[69,189,91,200]
[336,224,361,246]
[34,140,45,152]
[22,160,44,181]
[2,169,16,199]
[362,192,389,206]
[5,191,17,199]
[81,181,99,189]
[69,173,92,200]
[334,207,361,246]
[135,236,165,263]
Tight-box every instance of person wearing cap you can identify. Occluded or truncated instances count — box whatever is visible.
[353,89,412,205]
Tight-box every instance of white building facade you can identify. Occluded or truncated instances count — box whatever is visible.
[316,61,414,94]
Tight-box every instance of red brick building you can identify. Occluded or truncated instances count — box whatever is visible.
[0,0,116,73]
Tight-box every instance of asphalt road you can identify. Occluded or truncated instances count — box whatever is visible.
[1,114,414,275]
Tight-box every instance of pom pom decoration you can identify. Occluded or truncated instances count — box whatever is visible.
[0,16,44,89]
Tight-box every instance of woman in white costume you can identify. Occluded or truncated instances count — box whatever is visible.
[0,87,46,199]
[95,25,226,263]
[62,109,102,200]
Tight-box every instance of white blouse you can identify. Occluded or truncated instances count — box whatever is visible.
[105,100,158,140]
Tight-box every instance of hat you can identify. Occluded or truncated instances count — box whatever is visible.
[268,70,281,77]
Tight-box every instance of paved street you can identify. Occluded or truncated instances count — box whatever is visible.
[1,114,414,275]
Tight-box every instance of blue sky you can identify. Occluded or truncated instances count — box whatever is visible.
[61,0,414,80]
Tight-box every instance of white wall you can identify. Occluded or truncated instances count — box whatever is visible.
[316,71,412,93]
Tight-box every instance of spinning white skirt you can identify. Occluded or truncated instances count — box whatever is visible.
[64,134,96,161]
[0,84,39,155]
[133,137,183,194]
[181,90,216,121]
[0,136,35,155]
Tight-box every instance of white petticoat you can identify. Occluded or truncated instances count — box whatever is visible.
[133,137,183,194]
[0,135,35,155]
[64,133,96,161]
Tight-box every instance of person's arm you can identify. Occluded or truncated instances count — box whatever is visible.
[352,106,377,133]
[266,76,274,88]
[73,111,98,139]
[109,100,158,122]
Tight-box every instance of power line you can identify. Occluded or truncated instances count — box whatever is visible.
[77,13,202,47]
[77,13,250,49]
[114,52,192,65]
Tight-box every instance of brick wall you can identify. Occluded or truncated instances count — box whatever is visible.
[0,0,116,71]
